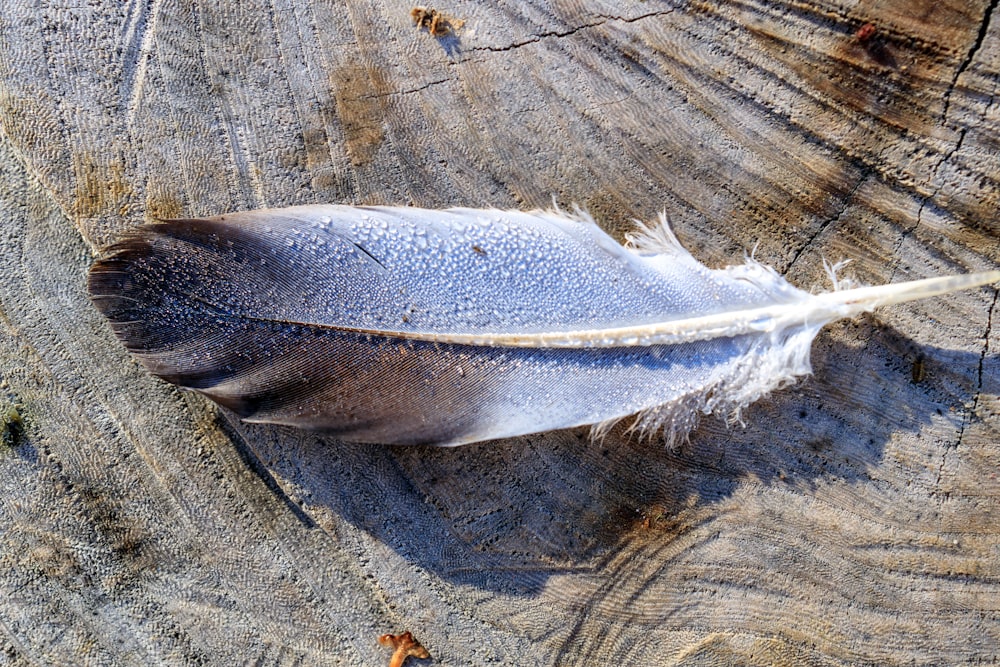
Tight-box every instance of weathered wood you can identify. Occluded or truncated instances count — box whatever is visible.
[1,0,998,664]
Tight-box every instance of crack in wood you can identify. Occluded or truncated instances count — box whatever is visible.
[940,0,999,124]
[471,10,677,53]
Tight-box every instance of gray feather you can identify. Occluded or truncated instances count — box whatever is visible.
[87,205,1000,445]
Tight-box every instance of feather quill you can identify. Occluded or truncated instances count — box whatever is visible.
[88,205,1000,446]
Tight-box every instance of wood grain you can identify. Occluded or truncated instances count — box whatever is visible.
[1,0,998,664]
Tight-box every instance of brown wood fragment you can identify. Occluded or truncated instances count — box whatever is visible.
[410,7,464,37]
[855,22,876,43]
[853,21,895,67]
[379,631,430,667]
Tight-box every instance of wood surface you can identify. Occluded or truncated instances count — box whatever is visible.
[1,0,998,664]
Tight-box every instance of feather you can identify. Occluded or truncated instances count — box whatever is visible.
[88,205,1000,446]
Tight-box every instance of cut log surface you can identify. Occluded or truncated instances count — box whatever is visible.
[1,1,999,664]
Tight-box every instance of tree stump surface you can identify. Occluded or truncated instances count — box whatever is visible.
[1,1,998,664]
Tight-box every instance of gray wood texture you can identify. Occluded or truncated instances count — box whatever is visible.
[1,0,998,664]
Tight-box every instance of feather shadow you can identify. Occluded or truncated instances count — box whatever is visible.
[220,322,992,597]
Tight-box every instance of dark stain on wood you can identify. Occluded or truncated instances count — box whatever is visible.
[583,191,637,243]
[146,193,184,220]
[71,154,134,219]
[75,484,154,566]
[638,503,672,531]
[331,64,389,166]
[301,126,331,172]
[911,353,926,383]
